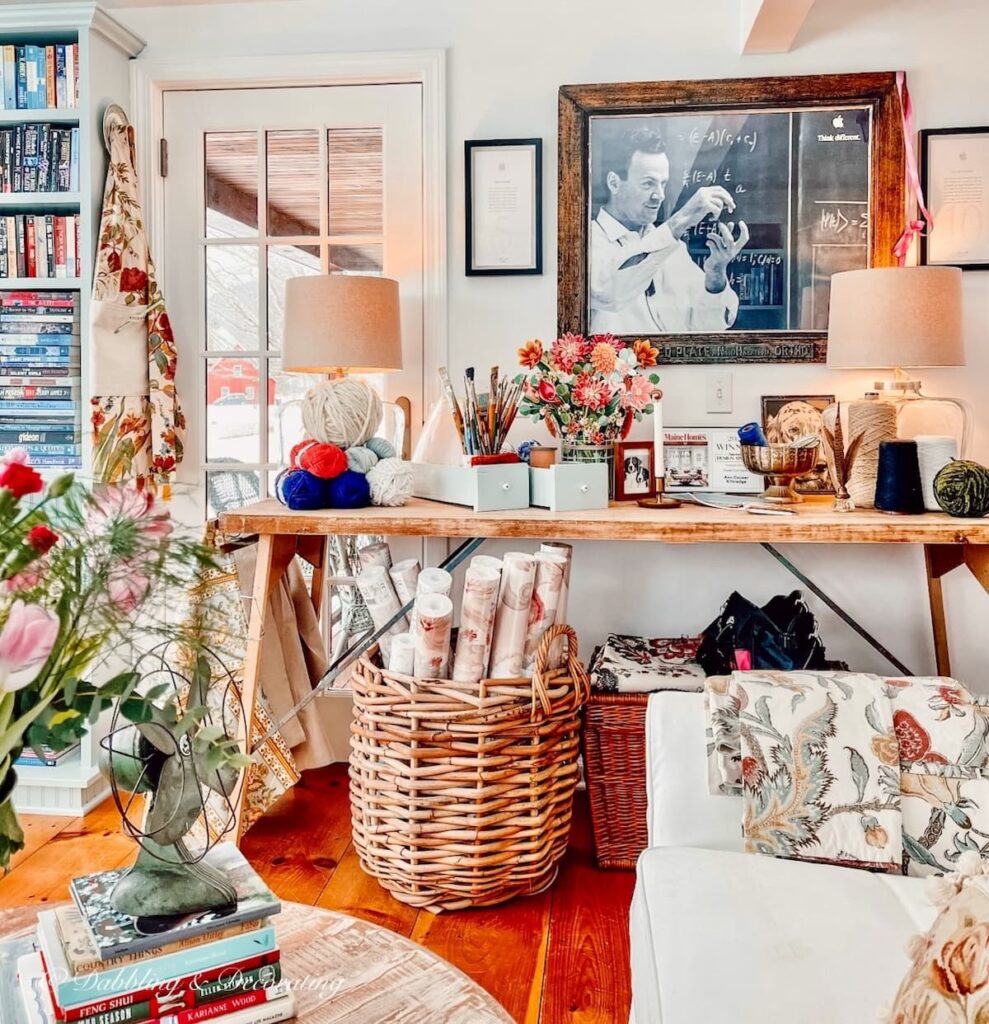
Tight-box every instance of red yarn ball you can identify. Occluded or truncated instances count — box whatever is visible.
[297,441,348,479]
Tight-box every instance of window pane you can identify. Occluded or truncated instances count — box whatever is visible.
[206,245,259,351]
[268,357,323,463]
[327,127,383,235]
[267,243,321,352]
[207,469,261,516]
[266,130,320,237]
[328,243,383,274]
[206,132,258,239]
[207,357,261,463]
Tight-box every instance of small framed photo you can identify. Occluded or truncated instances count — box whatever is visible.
[920,127,989,270]
[465,138,542,276]
[761,395,835,495]
[615,441,656,501]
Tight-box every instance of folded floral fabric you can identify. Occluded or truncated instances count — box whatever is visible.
[590,634,703,694]
[737,670,903,872]
[884,676,989,767]
[704,674,741,795]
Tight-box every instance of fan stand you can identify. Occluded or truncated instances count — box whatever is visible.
[110,838,238,924]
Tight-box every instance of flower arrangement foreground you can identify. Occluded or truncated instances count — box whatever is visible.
[0,450,221,870]
[517,334,661,445]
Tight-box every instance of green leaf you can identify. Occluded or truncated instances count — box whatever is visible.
[903,831,948,871]
[864,700,884,736]
[120,698,155,724]
[846,747,870,805]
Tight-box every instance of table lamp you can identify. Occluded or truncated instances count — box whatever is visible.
[827,266,969,454]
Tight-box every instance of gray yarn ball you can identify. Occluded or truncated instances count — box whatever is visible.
[365,436,397,460]
[346,445,379,475]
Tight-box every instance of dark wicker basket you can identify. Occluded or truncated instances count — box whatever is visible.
[581,691,649,870]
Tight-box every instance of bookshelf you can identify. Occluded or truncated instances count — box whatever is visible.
[0,2,144,815]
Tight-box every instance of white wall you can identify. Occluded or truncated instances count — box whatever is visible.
[117,0,989,684]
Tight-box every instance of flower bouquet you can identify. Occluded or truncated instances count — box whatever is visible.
[516,333,660,445]
[0,450,221,870]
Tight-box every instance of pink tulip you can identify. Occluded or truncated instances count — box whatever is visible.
[88,485,172,539]
[109,572,150,613]
[0,600,60,692]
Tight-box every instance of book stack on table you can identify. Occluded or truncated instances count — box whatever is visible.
[9,845,294,1024]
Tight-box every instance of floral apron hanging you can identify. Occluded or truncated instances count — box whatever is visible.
[90,105,184,495]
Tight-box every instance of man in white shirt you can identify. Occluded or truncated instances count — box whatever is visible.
[589,127,749,335]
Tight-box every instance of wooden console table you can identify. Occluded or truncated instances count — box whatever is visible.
[219,497,989,836]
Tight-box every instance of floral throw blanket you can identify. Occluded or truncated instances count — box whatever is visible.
[705,671,989,876]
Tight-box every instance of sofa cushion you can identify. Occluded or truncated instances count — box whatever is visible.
[630,846,937,1024]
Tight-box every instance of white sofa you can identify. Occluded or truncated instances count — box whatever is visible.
[629,692,937,1024]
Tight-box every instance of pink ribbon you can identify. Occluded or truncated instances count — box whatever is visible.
[893,71,933,265]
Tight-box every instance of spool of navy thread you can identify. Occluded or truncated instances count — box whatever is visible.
[738,422,768,447]
[875,440,925,515]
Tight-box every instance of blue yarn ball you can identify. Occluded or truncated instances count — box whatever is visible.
[277,468,334,510]
[329,469,371,509]
[365,436,396,460]
[346,445,379,475]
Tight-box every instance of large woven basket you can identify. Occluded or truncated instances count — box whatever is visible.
[349,625,589,913]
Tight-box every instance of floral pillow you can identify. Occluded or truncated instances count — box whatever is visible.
[590,634,703,694]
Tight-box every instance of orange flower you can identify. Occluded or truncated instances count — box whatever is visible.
[589,342,617,375]
[864,824,889,849]
[871,731,900,766]
[931,922,989,997]
[518,339,543,369]
[633,339,659,367]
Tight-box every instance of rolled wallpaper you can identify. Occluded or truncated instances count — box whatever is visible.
[540,541,572,625]
[354,564,407,659]
[452,562,502,683]
[411,566,453,637]
[389,557,421,609]
[413,592,454,679]
[522,551,568,673]
[388,632,415,675]
[488,552,536,679]
[358,541,393,572]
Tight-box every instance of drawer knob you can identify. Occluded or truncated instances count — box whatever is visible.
[580,484,589,493]
[502,482,511,491]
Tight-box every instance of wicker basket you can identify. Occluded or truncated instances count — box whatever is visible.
[349,624,590,913]
[582,692,649,869]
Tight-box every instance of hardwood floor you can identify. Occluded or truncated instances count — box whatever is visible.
[0,764,635,1023]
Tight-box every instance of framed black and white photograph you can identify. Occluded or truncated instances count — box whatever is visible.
[559,74,906,363]
[615,441,656,501]
[465,138,542,276]
[761,394,835,495]
[920,126,989,270]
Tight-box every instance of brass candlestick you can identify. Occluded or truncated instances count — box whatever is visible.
[638,476,682,510]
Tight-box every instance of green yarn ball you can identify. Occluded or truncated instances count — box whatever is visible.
[346,445,379,475]
[365,436,397,460]
[933,459,989,518]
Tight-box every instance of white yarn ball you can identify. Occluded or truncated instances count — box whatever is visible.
[302,379,381,449]
[367,457,413,507]
[365,436,396,460]
[346,445,379,475]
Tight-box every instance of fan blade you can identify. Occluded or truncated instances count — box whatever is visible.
[144,751,205,847]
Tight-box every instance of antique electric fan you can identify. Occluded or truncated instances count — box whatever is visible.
[99,641,248,924]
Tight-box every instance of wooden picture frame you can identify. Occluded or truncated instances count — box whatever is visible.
[615,440,656,501]
[919,126,989,270]
[465,138,543,276]
[761,394,835,495]
[558,73,905,364]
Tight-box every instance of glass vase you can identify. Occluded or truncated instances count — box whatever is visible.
[561,442,615,500]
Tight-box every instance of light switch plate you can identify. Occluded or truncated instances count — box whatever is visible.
[707,372,733,413]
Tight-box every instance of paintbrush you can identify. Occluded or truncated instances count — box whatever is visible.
[464,367,485,454]
[438,366,468,454]
[497,376,525,451]
[488,367,499,452]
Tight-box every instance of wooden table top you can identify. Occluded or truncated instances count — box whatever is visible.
[0,902,513,1024]
[219,496,989,545]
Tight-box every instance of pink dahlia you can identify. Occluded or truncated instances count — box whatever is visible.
[572,373,611,411]
[590,333,623,353]
[550,333,589,373]
[622,375,656,412]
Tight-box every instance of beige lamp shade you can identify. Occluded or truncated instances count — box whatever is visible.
[827,266,964,369]
[282,274,402,374]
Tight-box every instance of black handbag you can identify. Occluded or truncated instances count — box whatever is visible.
[697,590,834,676]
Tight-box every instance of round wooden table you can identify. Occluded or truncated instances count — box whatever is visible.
[0,902,513,1024]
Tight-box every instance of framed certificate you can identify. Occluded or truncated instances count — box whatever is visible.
[465,138,542,275]
[920,126,989,270]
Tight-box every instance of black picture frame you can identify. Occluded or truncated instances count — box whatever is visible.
[919,125,989,271]
[465,138,543,276]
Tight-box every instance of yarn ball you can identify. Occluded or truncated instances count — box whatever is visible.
[329,469,371,509]
[298,441,348,479]
[517,440,538,464]
[345,445,379,475]
[277,468,334,510]
[933,459,989,518]
[365,435,396,460]
[367,457,413,507]
[302,378,382,449]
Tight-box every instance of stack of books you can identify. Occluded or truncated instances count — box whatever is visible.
[0,290,80,468]
[15,845,294,1024]
[14,740,80,768]
[0,124,80,193]
[0,216,81,280]
[1,44,79,110]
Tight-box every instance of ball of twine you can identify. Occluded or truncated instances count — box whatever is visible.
[846,400,898,507]
[346,445,379,475]
[367,457,413,507]
[365,436,397,460]
[302,379,382,449]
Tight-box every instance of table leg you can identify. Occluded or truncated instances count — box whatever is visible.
[925,545,965,676]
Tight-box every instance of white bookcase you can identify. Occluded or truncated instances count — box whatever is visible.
[0,2,144,815]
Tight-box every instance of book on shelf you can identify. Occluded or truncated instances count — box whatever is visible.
[1,289,77,306]
[0,124,79,193]
[14,741,80,768]
[70,845,282,962]
[19,953,294,1024]
[0,426,80,442]
[3,43,78,111]
[0,215,80,279]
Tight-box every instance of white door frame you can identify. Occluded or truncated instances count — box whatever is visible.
[130,49,447,405]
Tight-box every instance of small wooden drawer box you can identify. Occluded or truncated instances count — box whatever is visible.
[412,462,530,512]
[529,463,609,512]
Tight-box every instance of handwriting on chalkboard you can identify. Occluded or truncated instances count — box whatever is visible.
[687,127,759,153]
[813,201,869,238]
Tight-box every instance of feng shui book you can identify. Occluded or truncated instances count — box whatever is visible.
[68,844,280,961]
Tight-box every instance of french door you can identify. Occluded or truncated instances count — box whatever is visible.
[160,83,424,519]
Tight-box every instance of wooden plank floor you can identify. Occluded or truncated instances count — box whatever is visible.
[0,764,635,1023]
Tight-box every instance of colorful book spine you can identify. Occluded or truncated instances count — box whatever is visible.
[2,46,14,110]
